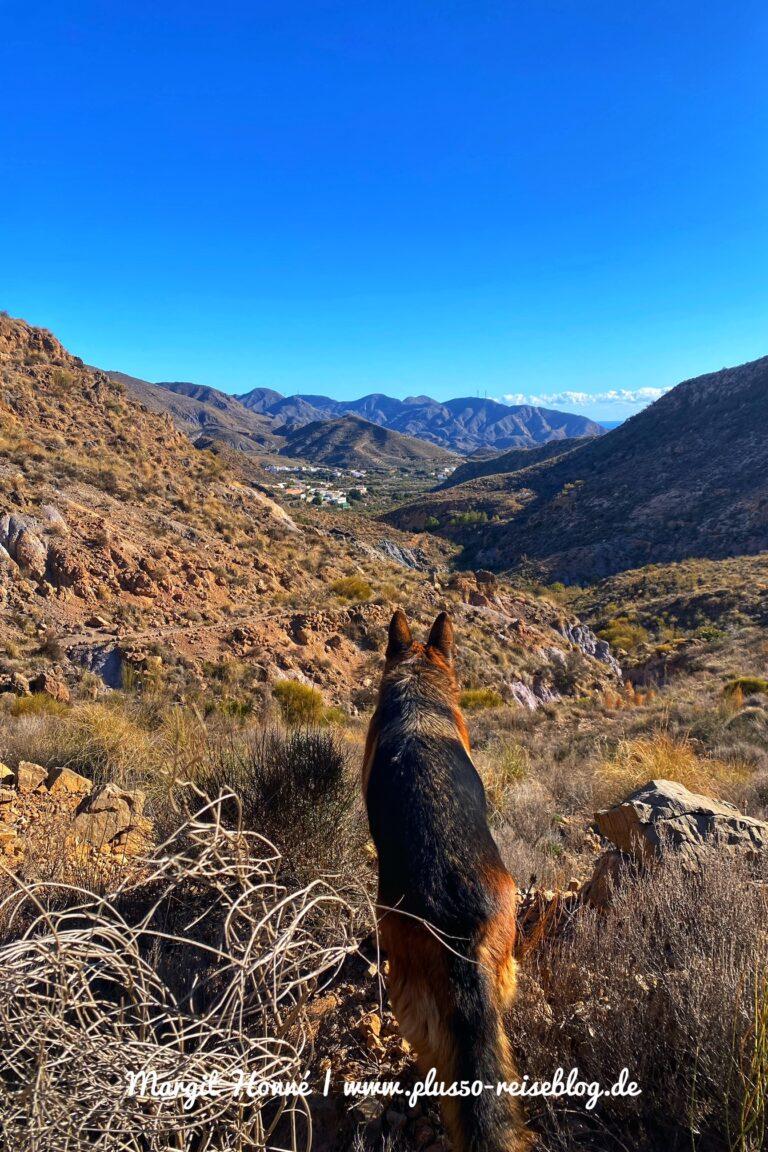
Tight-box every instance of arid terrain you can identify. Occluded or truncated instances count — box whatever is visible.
[385,355,768,581]
[1,313,767,1152]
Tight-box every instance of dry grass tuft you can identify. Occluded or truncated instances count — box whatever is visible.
[512,848,768,1150]
[595,730,752,808]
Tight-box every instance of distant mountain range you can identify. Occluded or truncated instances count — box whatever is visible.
[100,373,607,467]
[385,354,768,580]
[238,387,604,453]
[103,371,605,464]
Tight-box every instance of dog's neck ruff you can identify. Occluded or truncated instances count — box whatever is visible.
[377,658,462,754]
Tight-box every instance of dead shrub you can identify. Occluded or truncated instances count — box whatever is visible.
[511,849,768,1150]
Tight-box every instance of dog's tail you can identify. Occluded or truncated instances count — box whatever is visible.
[445,947,530,1152]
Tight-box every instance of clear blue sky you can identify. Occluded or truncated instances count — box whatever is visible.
[3,1,767,419]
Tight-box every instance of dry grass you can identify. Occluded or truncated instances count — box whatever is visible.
[512,848,768,1151]
[0,792,360,1152]
[594,731,753,808]
[460,686,504,710]
[1,699,160,787]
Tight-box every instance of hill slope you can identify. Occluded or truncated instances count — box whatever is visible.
[385,355,768,581]
[1,313,617,707]
[440,437,593,488]
[105,371,282,454]
[280,414,457,470]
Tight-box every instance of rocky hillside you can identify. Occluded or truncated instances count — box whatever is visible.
[238,388,604,453]
[104,371,282,454]
[385,354,768,581]
[280,414,457,471]
[440,436,592,488]
[0,313,619,711]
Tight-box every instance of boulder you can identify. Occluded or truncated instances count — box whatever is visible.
[13,528,48,578]
[16,761,48,793]
[28,668,71,704]
[111,815,153,857]
[47,766,91,796]
[595,778,768,864]
[0,512,38,554]
[72,783,146,848]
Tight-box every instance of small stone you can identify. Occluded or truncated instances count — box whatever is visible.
[361,1012,382,1037]
[0,827,19,853]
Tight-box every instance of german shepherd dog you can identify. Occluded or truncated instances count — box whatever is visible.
[363,610,529,1151]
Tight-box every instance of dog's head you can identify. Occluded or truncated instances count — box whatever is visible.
[362,609,470,788]
[385,607,456,679]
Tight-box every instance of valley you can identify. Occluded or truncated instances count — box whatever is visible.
[1,312,767,1152]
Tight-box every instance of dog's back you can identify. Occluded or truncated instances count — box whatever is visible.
[363,610,529,1152]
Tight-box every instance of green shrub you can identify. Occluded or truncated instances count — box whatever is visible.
[450,510,489,526]
[724,677,768,698]
[272,679,326,725]
[330,575,372,602]
[460,687,504,711]
[597,615,650,652]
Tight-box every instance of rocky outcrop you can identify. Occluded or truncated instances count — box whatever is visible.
[594,778,768,863]
[46,539,90,594]
[68,643,125,689]
[560,621,622,679]
[0,763,152,863]
[374,539,431,571]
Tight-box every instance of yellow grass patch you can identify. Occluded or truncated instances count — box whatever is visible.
[595,731,751,807]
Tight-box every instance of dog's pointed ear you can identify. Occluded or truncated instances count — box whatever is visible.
[386,609,413,659]
[427,611,454,664]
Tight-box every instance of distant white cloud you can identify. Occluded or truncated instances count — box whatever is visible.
[503,386,671,410]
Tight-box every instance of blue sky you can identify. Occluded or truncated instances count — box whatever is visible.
[2,2,767,419]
